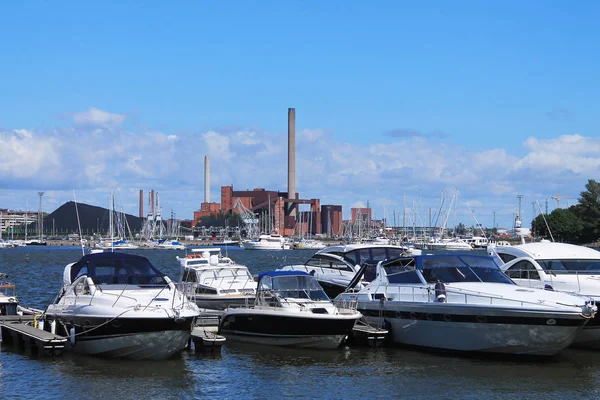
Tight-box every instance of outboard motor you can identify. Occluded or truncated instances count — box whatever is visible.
[434,282,447,303]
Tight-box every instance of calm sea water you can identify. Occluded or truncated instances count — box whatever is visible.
[2,246,600,399]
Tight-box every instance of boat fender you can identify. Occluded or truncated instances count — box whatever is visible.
[50,319,57,334]
[70,327,76,346]
[38,317,45,331]
[434,282,447,303]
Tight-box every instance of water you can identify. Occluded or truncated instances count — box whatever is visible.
[2,246,600,399]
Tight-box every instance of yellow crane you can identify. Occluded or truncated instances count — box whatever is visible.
[551,194,573,209]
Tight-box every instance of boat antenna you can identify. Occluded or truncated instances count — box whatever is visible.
[535,200,554,242]
[73,191,86,255]
[466,204,487,239]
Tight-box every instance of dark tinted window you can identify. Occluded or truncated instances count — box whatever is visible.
[537,259,600,272]
[499,253,517,263]
[507,260,540,280]
[384,263,422,284]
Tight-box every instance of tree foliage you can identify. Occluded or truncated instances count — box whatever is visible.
[573,179,600,243]
[532,208,583,243]
[532,179,600,244]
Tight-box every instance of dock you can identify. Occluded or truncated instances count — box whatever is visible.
[0,315,67,357]
[347,319,388,347]
[190,327,226,353]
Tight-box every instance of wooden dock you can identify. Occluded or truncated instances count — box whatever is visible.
[0,315,67,357]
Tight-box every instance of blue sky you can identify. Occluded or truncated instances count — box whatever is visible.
[1,1,599,229]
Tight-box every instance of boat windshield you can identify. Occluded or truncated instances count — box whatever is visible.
[420,255,512,284]
[261,274,329,301]
[304,255,354,272]
[536,259,600,273]
[72,254,166,286]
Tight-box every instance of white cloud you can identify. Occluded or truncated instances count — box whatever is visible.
[1,120,598,230]
[73,107,125,127]
[14,129,33,138]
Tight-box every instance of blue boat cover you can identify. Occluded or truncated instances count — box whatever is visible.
[69,252,164,283]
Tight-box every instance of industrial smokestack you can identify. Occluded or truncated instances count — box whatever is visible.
[204,155,210,203]
[287,108,296,217]
[139,190,144,218]
[150,190,155,215]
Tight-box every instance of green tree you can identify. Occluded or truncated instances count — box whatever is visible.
[532,207,584,243]
[573,179,600,243]
[454,222,467,236]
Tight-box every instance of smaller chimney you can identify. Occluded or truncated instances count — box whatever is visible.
[204,155,210,203]
[150,190,155,215]
[139,190,144,218]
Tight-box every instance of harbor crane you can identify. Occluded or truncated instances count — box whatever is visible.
[551,194,573,209]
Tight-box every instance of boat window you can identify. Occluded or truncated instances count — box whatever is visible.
[506,260,540,280]
[305,256,353,272]
[386,248,406,259]
[420,255,512,284]
[536,259,600,273]
[76,256,166,286]
[271,275,330,301]
[196,287,218,295]
[384,261,422,284]
[370,248,387,261]
[498,253,517,263]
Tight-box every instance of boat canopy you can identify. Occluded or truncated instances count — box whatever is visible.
[257,271,329,302]
[369,254,514,286]
[66,252,166,286]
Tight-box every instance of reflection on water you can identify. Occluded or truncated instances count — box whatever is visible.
[2,247,600,399]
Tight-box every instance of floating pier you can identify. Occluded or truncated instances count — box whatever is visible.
[347,319,388,347]
[0,315,67,357]
[190,327,226,353]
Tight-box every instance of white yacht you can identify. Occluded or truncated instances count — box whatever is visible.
[0,273,18,315]
[219,271,362,349]
[44,252,200,360]
[336,253,596,355]
[425,238,473,251]
[177,248,256,310]
[292,238,327,250]
[242,234,289,250]
[489,241,600,348]
[279,243,420,298]
[0,239,16,249]
[94,238,140,250]
[155,239,186,250]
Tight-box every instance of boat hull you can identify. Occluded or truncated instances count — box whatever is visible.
[193,295,255,311]
[571,314,600,349]
[242,242,284,250]
[219,309,359,349]
[48,315,195,360]
[359,302,587,356]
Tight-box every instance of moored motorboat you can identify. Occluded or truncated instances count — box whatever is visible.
[489,241,600,348]
[336,254,596,356]
[0,273,19,315]
[177,248,256,310]
[242,234,289,250]
[43,252,200,360]
[278,243,419,298]
[218,271,362,349]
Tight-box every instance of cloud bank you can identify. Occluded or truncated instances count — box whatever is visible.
[1,108,597,227]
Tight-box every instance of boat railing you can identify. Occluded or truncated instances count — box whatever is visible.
[333,297,359,314]
[370,282,586,309]
[71,277,187,312]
